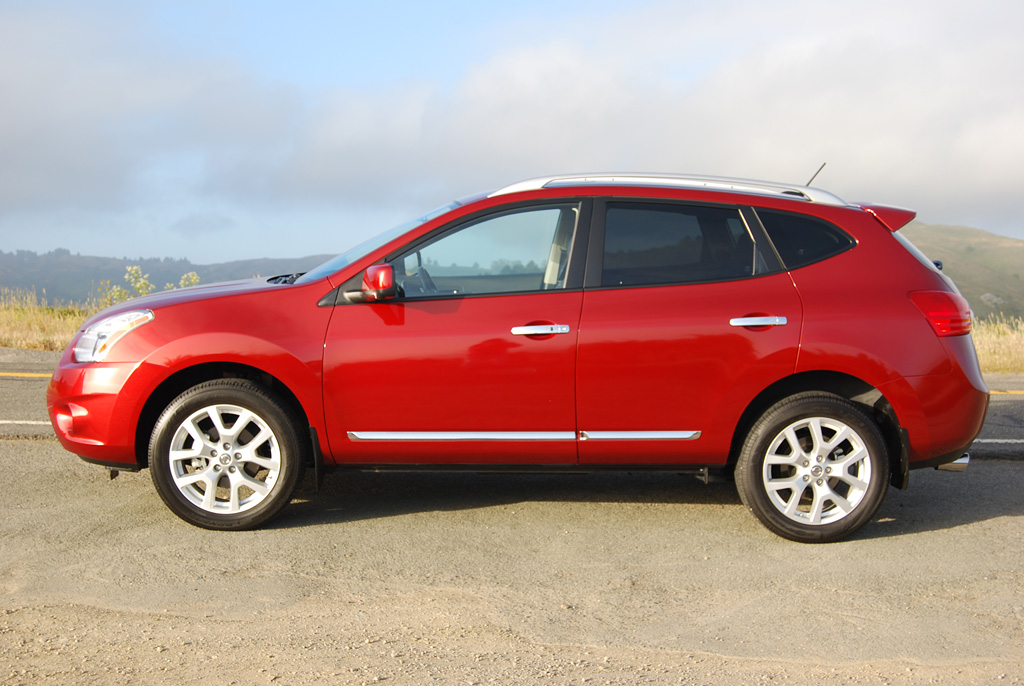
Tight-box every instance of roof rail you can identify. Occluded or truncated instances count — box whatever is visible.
[489,173,849,206]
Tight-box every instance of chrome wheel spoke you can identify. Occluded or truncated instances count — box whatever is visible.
[807,488,826,524]
[821,425,852,453]
[241,424,271,449]
[169,446,204,465]
[782,485,807,518]
[236,471,270,497]
[837,473,869,493]
[831,446,867,473]
[207,407,234,442]
[183,418,215,452]
[806,418,825,454]
[240,453,278,472]
[827,491,854,515]
[766,475,803,492]
[224,408,256,444]
[201,475,220,510]
[765,450,802,466]
[228,476,242,513]
[173,469,208,489]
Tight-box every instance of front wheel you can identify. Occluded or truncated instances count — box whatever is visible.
[149,379,305,530]
[734,392,889,543]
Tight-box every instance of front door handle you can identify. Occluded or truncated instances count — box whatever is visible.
[511,324,571,336]
[729,316,787,327]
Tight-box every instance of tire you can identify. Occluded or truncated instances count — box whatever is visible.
[734,392,889,543]
[149,379,305,530]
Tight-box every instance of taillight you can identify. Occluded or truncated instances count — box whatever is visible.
[909,291,973,336]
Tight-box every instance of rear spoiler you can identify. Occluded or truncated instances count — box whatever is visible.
[859,204,917,232]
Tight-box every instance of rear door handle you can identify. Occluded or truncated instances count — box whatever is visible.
[729,316,787,327]
[511,324,571,336]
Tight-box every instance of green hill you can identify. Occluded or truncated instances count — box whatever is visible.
[901,223,1024,319]
[0,249,332,305]
[2,222,1023,320]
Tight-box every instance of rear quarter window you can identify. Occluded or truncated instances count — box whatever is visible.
[601,202,769,287]
[757,210,854,270]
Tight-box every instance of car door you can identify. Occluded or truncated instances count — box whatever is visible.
[576,200,803,465]
[322,201,588,464]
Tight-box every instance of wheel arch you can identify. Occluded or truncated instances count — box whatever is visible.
[133,362,312,468]
[728,371,907,488]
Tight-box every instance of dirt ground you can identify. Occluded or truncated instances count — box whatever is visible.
[1,438,1023,685]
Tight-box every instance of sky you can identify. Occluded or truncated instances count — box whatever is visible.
[1,0,1022,265]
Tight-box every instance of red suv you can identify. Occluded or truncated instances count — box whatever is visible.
[47,174,988,542]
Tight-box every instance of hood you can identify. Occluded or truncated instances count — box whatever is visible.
[83,277,282,326]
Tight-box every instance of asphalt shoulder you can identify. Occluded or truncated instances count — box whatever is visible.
[0,347,61,375]
[985,373,1024,392]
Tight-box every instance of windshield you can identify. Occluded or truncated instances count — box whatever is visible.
[295,202,462,284]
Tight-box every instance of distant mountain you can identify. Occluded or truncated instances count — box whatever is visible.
[901,223,1024,319]
[0,249,333,304]
[2,222,1023,319]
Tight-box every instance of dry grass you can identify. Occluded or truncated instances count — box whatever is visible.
[3,288,1023,373]
[0,289,90,351]
[973,314,1024,374]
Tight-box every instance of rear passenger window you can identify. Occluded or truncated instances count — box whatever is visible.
[757,210,854,270]
[601,203,767,287]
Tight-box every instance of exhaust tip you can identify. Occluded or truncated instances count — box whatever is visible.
[937,453,970,472]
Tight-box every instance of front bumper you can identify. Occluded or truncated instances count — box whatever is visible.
[46,356,152,467]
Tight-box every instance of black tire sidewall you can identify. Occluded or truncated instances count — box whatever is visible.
[735,392,889,543]
[149,379,304,530]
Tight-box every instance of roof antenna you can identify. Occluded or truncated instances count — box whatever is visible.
[806,162,827,186]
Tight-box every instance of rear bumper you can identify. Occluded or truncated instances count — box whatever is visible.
[880,338,989,468]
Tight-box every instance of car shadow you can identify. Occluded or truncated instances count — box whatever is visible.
[269,460,1024,540]
[273,470,740,528]
[851,459,1024,540]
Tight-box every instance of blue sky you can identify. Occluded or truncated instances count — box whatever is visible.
[1,0,1022,264]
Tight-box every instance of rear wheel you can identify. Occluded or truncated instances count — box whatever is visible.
[735,392,889,543]
[149,379,305,530]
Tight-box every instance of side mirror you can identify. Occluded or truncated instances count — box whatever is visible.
[355,263,397,302]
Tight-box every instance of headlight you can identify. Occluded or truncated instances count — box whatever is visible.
[73,310,155,363]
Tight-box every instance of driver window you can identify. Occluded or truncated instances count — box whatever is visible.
[392,204,579,298]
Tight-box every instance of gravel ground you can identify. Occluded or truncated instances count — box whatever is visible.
[2,439,1023,685]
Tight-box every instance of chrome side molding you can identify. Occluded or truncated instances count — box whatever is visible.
[348,430,702,442]
[347,431,576,442]
[579,430,701,441]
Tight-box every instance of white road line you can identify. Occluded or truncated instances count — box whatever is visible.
[0,421,50,425]
[973,439,1024,444]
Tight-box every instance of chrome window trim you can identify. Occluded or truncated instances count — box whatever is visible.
[579,431,702,441]
[347,431,577,442]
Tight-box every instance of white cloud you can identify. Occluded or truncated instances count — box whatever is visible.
[1,0,1023,264]
[0,4,300,212]
[169,212,236,237]
[237,0,1024,232]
